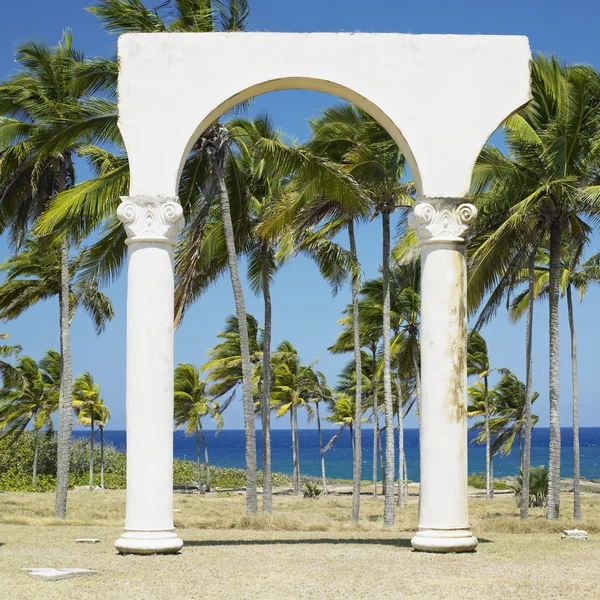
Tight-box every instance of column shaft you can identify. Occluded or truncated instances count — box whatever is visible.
[409,198,478,553]
[115,196,184,555]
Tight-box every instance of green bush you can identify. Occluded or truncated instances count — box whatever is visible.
[511,465,549,507]
[467,471,510,491]
[0,432,294,492]
[303,482,322,498]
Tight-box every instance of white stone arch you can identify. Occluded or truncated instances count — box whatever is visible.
[114,32,531,556]
[174,77,423,197]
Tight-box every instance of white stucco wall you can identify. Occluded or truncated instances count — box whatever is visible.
[118,32,531,199]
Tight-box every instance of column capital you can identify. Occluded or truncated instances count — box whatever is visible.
[408,197,477,246]
[117,196,185,246]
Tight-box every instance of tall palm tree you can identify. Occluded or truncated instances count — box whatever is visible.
[509,248,600,519]
[468,56,600,519]
[311,371,334,494]
[302,104,376,522]
[0,352,59,485]
[487,371,540,465]
[174,363,223,493]
[0,30,118,517]
[271,341,320,495]
[28,2,253,512]
[342,115,414,528]
[0,238,114,500]
[73,373,109,492]
[0,238,113,498]
[467,331,503,500]
[329,309,382,497]
[95,402,111,491]
[200,124,258,512]
[337,262,420,505]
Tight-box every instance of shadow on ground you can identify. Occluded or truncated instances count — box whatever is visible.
[184,538,414,548]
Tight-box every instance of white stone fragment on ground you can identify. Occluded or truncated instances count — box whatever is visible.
[22,568,97,581]
[76,538,101,543]
[173,509,181,513]
[561,529,588,540]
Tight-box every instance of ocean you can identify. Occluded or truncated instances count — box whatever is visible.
[73,427,600,482]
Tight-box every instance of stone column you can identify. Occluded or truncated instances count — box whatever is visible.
[409,197,479,553]
[114,196,185,555]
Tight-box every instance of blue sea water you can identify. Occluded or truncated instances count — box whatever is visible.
[73,428,600,482]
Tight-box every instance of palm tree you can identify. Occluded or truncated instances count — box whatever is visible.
[326,393,369,460]
[201,124,258,511]
[271,341,320,495]
[311,371,334,494]
[95,402,110,491]
[344,116,413,528]
[0,351,59,485]
[302,104,376,522]
[488,371,540,465]
[73,373,110,492]
[27,2,253,512]
[174,363,223,493]
[467,331,503,500]
[468,56,600,519]
[202,314,262,404]
[509,247,600,519]
[335,262,420,506]
[0,31,119,518]
[329,308,382,497]
[0,238,113,497]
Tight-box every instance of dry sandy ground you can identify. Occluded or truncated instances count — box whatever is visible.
[0,489,598,599]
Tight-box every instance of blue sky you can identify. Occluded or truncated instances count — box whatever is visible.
[1,0,600,430]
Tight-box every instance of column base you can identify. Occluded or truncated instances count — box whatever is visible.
[115,530,183,555]
[411,527,478,553]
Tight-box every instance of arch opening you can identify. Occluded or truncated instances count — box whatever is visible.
[175,77,423,196]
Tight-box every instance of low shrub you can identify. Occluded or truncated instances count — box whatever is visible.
[303,482,322,498]
[511,465,549,507]
[0,432,294,492]
[467,471,510,491]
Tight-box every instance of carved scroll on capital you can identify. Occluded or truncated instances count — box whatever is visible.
[118,196,185,245]
[408,198,477,245]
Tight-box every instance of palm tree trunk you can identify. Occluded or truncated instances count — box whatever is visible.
[350,424,355,461]
[547,218,562,520]
[55,230,73,518]
[395,372,404,509]
[484,375,493,500]
[199,419,210,492]
[378,426,385,484]
[100,425,105,491]
[261,243,273,513]
[290,409,298,494]
[89,414,95,492]
[567,285,582,521]
[293,406,301,494]
[195,425,204,495]
[348,220,363,522]
[381,208,395,527]
[32,428,39,487]
[520,250,535,520]
[372,349,379,498]
[518,431,523,471]
[316,402,328,494]
[411,336,421,418]
[213,157,258,514]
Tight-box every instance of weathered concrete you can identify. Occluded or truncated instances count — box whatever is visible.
[116,32,531,554]
[562,529,588,540]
